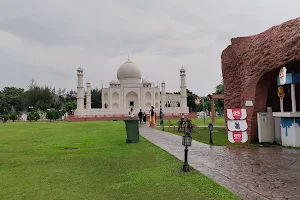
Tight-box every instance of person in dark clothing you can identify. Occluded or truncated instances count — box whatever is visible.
[138,109,143,124]
[150,106,155,127]
[159,108,164,131]
[143,112,147,123]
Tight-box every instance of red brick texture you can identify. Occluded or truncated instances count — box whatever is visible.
[67,112,197,122]
[221,18,300,142]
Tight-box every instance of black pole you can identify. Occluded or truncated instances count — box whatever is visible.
[182,146,190,172]
[209,130,213,145]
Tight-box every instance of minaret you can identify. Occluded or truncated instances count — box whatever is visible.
[77,66,84,110]
[161,81,166,108]
[86,81,92,110]
[180,66,187,107]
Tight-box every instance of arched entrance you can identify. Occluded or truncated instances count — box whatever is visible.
[112,103,119,109]
[126,91,139,108]
[254,60,300,115]
[145,92,151,100]
[145,102,151,109]
[221,18,300,142]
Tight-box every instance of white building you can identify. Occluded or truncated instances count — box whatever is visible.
[74,58,189,116]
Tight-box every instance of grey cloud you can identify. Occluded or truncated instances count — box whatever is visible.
[1,0,300,96]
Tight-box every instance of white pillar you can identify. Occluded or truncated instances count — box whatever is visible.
[291,83,296,113]
[161,81,166,108]
[280,99,284,112]
[86,82,92,110]
[77,67,84,110]
[180,66,187,107]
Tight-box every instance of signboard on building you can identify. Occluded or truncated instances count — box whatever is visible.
[278,67,287,85]
[227,108,247,120]
[228,131,248,143]
[227,120,248,131]
[226,108,248,144]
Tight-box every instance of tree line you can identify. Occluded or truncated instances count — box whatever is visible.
[0,78,223,120]
[0,79,102,121]
[186,82,224,113]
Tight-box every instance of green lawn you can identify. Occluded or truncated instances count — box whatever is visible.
[0,121,240,200]
[159,126,228,146]
[165,117,225,127]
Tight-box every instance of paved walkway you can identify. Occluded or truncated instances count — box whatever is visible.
[140,126,300,200]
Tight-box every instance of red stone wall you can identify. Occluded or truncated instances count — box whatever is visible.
[221,17,300,142]
[67,112,197,122]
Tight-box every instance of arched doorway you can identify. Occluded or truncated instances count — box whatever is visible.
[112,92,119,101]
[126,91,139,108]
[104,93,108,101]
[145,102,151,109]
[145,92,151,100]
[112,103,119,109]
[155,92,159,100]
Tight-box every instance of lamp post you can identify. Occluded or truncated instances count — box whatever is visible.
[208,123,213,145]
[182,128,192,172]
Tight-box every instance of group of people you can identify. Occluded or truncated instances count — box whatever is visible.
[129,106,164,130]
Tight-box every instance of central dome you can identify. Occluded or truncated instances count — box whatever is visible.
[117,58,142,80]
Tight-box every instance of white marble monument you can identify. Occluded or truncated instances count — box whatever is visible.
[74,57,189,116]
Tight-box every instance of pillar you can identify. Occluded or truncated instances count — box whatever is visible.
[180,66,187,108]
[86,81,92,110]
[161,81,166,108]
[77,67,84,110]
[280,99,284,112]
[291,83,296,113]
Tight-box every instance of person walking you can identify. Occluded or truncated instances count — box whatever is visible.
[138,109,143,124]
[159,108,164,131]
[150,106,155,127]
[143,112,147,123]
[129,108,134,118]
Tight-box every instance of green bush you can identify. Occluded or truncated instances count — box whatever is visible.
[46,111,56,120]
[27,112,41,121]
[3,115,9,122]
[34,112,40,121]
[9,114,18,122]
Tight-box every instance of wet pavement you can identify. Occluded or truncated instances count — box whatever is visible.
[140,126,300,200]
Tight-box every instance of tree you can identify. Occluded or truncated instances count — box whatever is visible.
[171,89,202,112]
[65,101,76,114]
[213,81,224,113]
[46,111,56,120]
[65,90,77,102]
[214,82,224,95]
[24,80,55,111]
[3,115,9,122]
[1,87,24,114]
[91,88,102,108]
[187,89,199,112]
[9,114,18,122]
[0,92,10,115]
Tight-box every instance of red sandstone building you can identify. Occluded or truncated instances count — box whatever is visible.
[222,18,300,142]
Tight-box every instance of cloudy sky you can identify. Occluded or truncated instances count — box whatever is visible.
[0,0,299,96]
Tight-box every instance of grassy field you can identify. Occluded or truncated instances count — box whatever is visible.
[0,121,240,200]
[165,117,225,127]
[159,126,228,146]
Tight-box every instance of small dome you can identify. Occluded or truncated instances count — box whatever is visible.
[161,80,165,84]
[117,58,142,80]
[180,66,186,72]
[142,78,151,84]
[77,66,83,72]
[110,79,120,85]
[86,81,91,85]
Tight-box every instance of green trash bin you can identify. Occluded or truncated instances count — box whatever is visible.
[124,119,140,143]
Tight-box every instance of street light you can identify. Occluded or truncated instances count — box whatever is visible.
[208,123,214,145]
[182,130,192,172]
